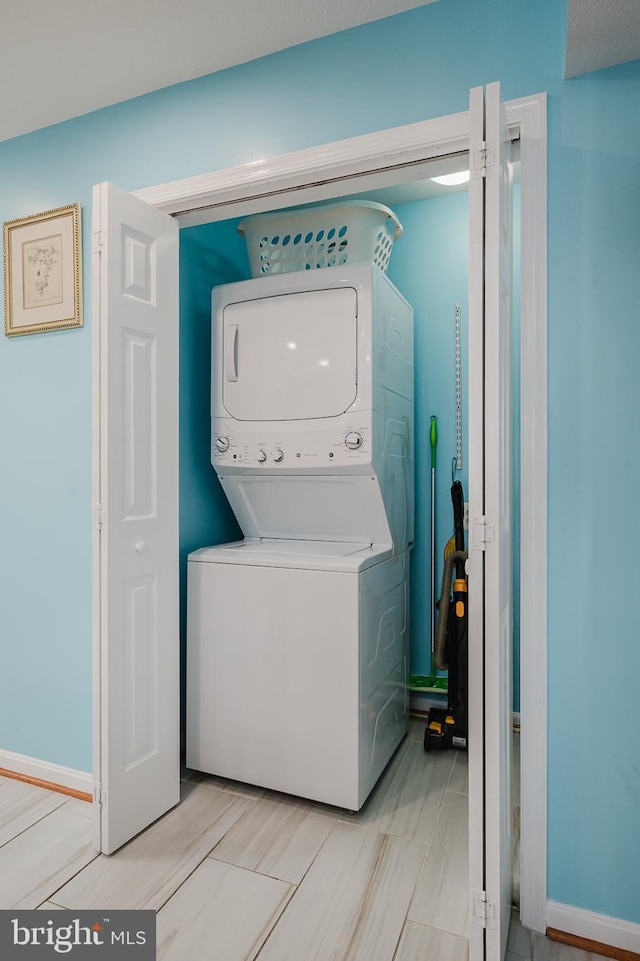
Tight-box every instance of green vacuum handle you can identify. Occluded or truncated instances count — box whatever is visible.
[430,415,437,468]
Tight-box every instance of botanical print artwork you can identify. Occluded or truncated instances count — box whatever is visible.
[4,203,82,336]
[22,233,63,308]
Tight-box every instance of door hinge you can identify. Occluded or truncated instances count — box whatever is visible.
[93,506,105,531]
[472,889,495,928]
[93,782,105,807]
[472,142,494,178]
[470,514,494,551]
[93,229,105,253]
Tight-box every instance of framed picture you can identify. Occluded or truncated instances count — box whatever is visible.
[3,203,82,337]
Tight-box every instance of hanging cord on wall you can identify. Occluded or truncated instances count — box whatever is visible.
[455,302,463,471]
[430,415,437,658]
[451,302,463,486]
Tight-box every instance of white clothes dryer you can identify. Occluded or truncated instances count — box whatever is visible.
[210,263,414,554]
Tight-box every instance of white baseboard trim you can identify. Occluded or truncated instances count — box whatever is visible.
[547,900,640,954]
[0,749,92,796]
[409,693,446,714]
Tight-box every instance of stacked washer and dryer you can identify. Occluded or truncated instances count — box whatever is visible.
[186,259,414,811]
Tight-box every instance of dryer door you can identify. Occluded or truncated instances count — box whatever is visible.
[222,287,357,421]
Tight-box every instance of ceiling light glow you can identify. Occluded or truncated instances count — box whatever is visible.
[430,171,470,186]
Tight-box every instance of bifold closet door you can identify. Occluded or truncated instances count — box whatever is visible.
[483,79,514,961]
[468,82,514,961]
[92,181,180,854]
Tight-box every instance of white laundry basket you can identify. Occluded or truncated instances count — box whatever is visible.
[238,201,403,277]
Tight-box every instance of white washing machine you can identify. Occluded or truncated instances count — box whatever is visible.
[186,263,414,810]
[187,539,409,810]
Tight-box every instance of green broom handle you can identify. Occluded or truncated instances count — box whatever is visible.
[430,415,437,467]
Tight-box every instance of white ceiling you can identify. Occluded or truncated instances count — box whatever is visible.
[0,0,435,143]
[565,0,640,78]
[1,0,638,145]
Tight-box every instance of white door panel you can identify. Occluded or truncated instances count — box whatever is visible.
[467,83,487,961]
[94,181,180,854]
[222,287,357,420]
[483,80,514,961]
[468,81,513,961]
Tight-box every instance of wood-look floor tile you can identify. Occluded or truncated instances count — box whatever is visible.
[447,751,468,795]
[393,921,469,961]
[408,790,469,937]
[182,768,265,799]
[532,934,552,961]
[0,779,67,847]
[540,940,604,961]
[408,718,428,743]
[61,797,94,820]
[157,858,292,961]
[265,789,342,818]
[53,782,252,910]
[257,820,425,961]
[508,909,532,958]
[211,794,335,883]
[339,739,453,843]
[37,901,65,910]
[0,805,97,908]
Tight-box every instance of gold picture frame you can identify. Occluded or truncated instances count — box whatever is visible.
[3,203,82,337]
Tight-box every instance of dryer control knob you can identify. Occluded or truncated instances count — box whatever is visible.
[256,449,267,463]
[272,449,285,463]
[216,435,230,453]
[345,431,363,450]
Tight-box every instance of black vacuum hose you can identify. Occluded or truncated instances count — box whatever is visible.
[434,550,468,671]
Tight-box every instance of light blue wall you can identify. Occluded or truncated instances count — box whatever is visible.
[178,220,246,739]
[0,329,92,767]
[387,190,521,709]
[1,0,639,924]
[386,195,469,678]
[546,60,640,922]
[179,219,248,570]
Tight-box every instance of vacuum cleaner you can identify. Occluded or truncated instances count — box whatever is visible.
[424,479,468,751]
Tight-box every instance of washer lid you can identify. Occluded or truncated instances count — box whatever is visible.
[188,539,392,572]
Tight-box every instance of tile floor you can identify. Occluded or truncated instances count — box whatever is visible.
[0,727,605,961]
[509,915,607,961]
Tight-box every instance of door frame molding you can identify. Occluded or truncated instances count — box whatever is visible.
[94,90,547,931]
[506,92,547,935]
[135,110,472,225]
[91,182,105,849]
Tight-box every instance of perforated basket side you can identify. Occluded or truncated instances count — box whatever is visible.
[239,203,402,277]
